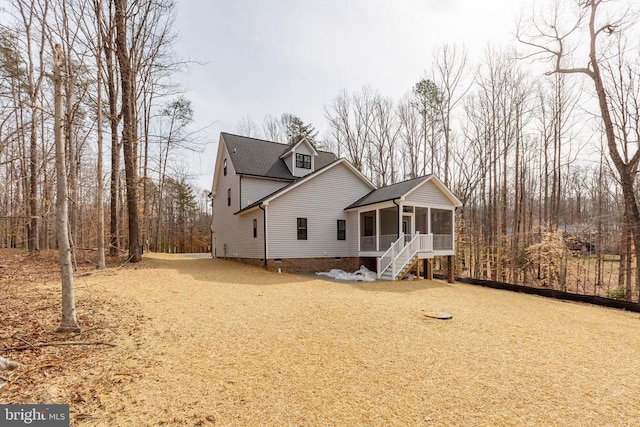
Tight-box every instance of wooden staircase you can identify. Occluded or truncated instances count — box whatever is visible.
[378,233,434,281]
[380,255,419,281]
[397,255,419,280]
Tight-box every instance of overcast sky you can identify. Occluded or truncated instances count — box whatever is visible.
[173,0,529,190]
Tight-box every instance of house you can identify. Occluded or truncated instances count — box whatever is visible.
[209,133,463,281]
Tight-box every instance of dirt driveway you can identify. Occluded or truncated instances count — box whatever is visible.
[72,253,639,426]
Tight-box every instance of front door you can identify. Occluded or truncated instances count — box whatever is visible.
[402,214,414,237]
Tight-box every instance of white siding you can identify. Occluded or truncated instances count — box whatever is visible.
[241,177,288,209]
[295,143,314,156]
[283,155,293,175]
[406,180,454,207]
[226,210,264,258]
[212,143,264,258]
[289,143,316,178]
[267,163,372,258]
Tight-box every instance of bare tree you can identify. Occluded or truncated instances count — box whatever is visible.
[259,113,318,145]
[461,48,530,282]
[93,0,106,268]
[152,96,193,252]
[413,78,443,176]
[15,0,50,252]
[48,0,95,263]
[602,35,640,299]
[114,0,141,262]
[52,44,80,332]
[397,94,421,179]
[97,0,122,257]
[534,73,582,231]
[262,114,284,142]
[367,94,399,186]
[129,0,180,254]
[325,87,377,176]
[432,44,469,186]
[236,115,259,138]
[519,0,640,301]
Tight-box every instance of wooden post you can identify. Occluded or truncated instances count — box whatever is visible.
[447,255,454,283]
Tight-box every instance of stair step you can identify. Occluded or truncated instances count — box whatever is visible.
[378,251,420,281]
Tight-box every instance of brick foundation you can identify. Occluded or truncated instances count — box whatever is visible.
[358,257,378,272]
[224,256,379,274]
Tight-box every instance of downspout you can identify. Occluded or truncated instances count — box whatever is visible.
[391,198,402,280]
[392,199,401,237]
[238,174,243,211]
[259,204,267,267]
[208,192,214,258]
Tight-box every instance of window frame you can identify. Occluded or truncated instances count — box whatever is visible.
[253,219,257,238]
[337,219,346,240]
[227,188,231,207]
[223,158,227,176]
[297,217,308,240]
[295,153,311,169]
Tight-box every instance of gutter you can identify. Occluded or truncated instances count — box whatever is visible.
[238,173,293,183]
[259,204,267,268]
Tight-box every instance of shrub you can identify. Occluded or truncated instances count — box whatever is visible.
[606,286,626,300]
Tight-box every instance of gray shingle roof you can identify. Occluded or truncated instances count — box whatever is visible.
[222,133,337,180]
[345,175,432,209]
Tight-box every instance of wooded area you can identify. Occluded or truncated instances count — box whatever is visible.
[0,0,211,265]
[1,0,638,302]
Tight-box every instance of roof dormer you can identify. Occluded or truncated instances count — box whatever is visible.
[279,138,318,178]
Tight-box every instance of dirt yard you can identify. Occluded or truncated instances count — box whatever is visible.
[2,252,640,426]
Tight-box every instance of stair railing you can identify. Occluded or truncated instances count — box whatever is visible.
[377,233,405,279]
[392,234,421,280]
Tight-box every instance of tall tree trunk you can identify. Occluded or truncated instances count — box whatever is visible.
[95,0,106,269]
[142,92,152,253]
[28,112,39,252]
[625,223,633,300]
[100,8,121,257]
[107,51,120,256]
[114,0,141,262]
[64,68,78,265]
[584,3,640,302]
[16,0,48,252]
[595,152,603,292]
[53,44,80,333]
[511,109,521,283]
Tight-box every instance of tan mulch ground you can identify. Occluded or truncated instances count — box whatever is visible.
[2,251,640,426]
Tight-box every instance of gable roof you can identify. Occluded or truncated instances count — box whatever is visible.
[406,174,463,206]
[222,133,336,180]
[280,137,318,158]
[345,174,462,209]
[346,176,430,209]
[236,158,375,215]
